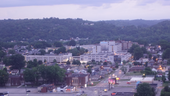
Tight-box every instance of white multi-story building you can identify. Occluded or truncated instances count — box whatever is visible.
[80,53,114,63]
[114,51,132,62]
[92,41,122,54]
[24,53,72,63]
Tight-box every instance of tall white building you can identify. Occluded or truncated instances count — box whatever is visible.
[92,41,122,54]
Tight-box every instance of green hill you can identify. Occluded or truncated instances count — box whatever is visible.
[0,18,170,44]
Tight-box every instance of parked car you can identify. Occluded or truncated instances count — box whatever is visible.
[127,81,131,84]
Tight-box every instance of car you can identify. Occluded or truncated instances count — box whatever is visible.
[104,89,107,92]
[127,81,131,84]
[111,92,116,96]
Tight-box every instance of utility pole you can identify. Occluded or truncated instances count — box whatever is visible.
[25,85,27,94]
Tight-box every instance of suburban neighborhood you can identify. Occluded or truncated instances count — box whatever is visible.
[0,39,170,96]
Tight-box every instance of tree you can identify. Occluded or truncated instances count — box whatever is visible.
[38,60,43,65]
[23,68,36,86]
[72,59,77,65]
[3,57,10,66]
[123,60,126,65]
[39,49,46,55]
[54,41,63,47]
[133,47,143,60]
[44,59,47,63]
[153,56,157,62]
[115,63,119,68]
[144,67,154,75]
[168,71,170,82]
[69,40,76,46]
[53,59,57,63]
[66,60,70,65]
[136,83,154,96]
[164,85,170,92]
[0,50,6,60]
[103,62,108,65]
[128,44,140,53]
[162,48,170,60]
[54,47,66,54]
[162,75,166,83]
[0,70,9,86]
[121,66,127,74]
[87,67,92,74]
[141,47,147,54]
[8,54,25,72]
[8,49,15,54]
[27,59,38,68]
[159,40,170,50]
[76,60,81,66]
[38,64,65,84]
[148,53,152,60]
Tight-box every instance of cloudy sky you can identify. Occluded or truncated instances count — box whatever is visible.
[0,0,170,21]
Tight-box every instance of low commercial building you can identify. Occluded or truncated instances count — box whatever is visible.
[66,73,89,87]
[130,77,154,83]
[24,53,73,63]
[129,67,145,72]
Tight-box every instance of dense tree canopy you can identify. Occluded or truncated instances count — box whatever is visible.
[162,48,170,60]
[129,44,148,60]
[69,40,76,46]
[135,83,155,96]
[8,54,25,71]
[0,18,170,44]
[24,64,66,85]
[68,47,87,56]
[54,46,66,54]
[0,70,9,86]
[54,41,63,47]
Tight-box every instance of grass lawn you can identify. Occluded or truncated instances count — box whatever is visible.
[155,77,162,81]
[125,72,142,76]
[163,81,170,87]
[119,79,130,81]
[88,81,100,86]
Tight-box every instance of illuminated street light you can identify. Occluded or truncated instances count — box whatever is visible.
[112,74,115,77]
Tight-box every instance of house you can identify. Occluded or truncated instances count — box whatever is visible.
[163,60,168,65]
[37,84,55,93]
[0,64,5,70]
[66,73,89,87]
[157,73,163,77]
[128,67,145,72]
[6,75,22,86]
[10,69,19,75]
[90,75,101,81]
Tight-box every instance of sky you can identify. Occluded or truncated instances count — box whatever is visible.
[0,0,170,21]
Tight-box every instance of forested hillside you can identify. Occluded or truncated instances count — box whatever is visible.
[105,19,169,27]
[0,18,170,44]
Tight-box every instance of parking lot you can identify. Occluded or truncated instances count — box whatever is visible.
[0,88,77,96]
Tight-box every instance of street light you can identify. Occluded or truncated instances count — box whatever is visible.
[25,85,27,94]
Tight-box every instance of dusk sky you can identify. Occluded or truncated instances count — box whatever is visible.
[0,0,170,21]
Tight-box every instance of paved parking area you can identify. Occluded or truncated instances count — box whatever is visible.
[0,88,77,96]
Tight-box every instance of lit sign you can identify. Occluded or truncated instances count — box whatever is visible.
[108,78,115,84]
[116,78,120,80]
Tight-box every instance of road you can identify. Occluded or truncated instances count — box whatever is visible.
[0,64,163,96]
